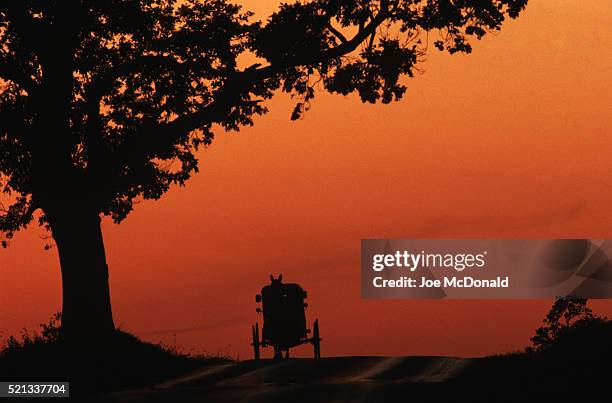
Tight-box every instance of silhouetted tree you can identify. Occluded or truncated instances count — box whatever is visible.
[530,297,596,352]
[0,0,528,341]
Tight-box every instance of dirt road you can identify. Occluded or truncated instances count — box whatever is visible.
[89,356,476,402]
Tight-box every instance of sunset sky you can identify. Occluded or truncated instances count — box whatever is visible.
[1,0,612,359]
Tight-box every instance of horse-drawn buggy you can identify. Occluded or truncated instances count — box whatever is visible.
[251,275,321,359]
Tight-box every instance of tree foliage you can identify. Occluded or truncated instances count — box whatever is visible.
[529,297,601,352]
[0,0,528,242]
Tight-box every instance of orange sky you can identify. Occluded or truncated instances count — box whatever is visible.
[1,1,612,359]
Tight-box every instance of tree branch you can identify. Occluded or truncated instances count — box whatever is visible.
[108,2,392,182]
[115,64,270,163]
[326,22,348,44]
[318,6,389,60]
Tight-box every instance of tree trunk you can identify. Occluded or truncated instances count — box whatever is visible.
[47,207,115,342]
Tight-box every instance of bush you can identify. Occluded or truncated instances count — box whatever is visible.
[528,296,601,352]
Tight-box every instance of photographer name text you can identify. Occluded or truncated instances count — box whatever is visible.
[371,250,509,289]
[372,276,509,288]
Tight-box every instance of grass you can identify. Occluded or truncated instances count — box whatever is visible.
[0,314,230,397]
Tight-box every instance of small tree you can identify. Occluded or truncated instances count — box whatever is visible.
[530,297,595,352]
[0,0,528,341]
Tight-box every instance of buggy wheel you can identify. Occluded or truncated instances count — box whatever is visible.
[273,346,283,360]
[251,323,260,360]
[312,319,321,359]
